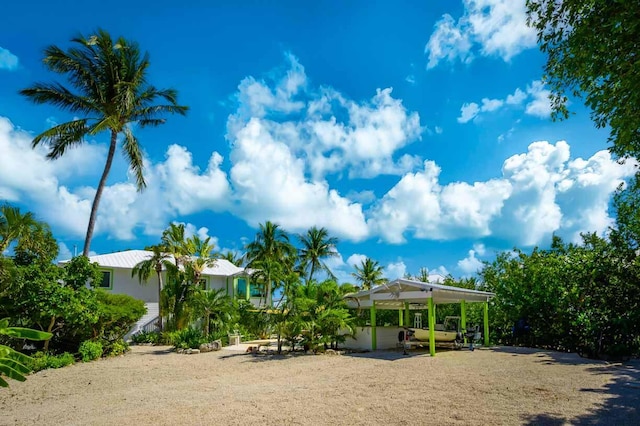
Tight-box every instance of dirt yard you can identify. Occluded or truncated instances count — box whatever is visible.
[1,345,638,425]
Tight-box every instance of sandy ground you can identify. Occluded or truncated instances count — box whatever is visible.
[1,345,639,426]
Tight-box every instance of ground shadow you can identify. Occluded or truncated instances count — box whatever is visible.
[129,345,175,356]
[498,345,640,425]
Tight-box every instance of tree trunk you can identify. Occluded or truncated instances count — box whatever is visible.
[156,270,163,332]
[308,264,315,285]
[43,315,56,351]
[83,131,118,256]
[266,272,271,308]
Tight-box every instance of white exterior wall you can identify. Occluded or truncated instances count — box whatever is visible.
[108,268,158,302]
[103,269,232,303]
[344,326,403,350]
[208,276,228,292]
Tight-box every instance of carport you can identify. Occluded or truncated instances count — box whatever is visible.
[344,278,495,356]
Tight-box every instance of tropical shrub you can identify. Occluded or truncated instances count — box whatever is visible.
[131,331,161,345]
[79,340,103,362]
[28,352,75,372]
[93,291,146,342]
[170,327,207,349]
[105,340,128,357]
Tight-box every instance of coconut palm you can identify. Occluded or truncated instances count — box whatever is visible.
[20,30,188,256]
[298,226,339,284]
[351,258,386,290]
[131,245,173,331]
[246,221,296,307]
[0,205,45,254]
[183,235,217,284]
[161,223,188,266]
[220,251,245,267]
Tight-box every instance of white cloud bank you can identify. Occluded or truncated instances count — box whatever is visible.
[0,56,632,249]
[369,141,635,246]
[426,0,536,69]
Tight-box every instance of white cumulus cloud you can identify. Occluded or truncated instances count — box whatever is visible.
[458,80,552,123]
[426,0,537,69]
[0,47,19,71]
[369,141,635,246]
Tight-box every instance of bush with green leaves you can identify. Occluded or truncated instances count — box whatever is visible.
[170,327,207,349]
[105,340,128,357]
[28,352,75,372]
[79,340,103,362]
[131,330,161,345]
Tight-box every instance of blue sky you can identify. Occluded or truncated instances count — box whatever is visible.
[0,0,634,283]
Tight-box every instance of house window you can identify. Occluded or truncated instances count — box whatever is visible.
[236,278,247,298]
[99,271,112,289]
[198,278,209,290]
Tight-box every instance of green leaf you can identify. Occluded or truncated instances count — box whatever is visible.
[2,327,52,341]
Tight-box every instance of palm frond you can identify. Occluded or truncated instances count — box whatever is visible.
[32,119,89,158]
[19,83,96,115]
[122,126,146,190]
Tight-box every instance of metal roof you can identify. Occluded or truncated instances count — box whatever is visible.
[344,278,494,309]
[60,249,244,277]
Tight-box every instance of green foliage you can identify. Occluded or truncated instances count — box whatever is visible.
[79,340,103,362]
[236,300,270,339]
[131,331,161,345]
[93,291,146,342]
[192,288,233,337]
[64,255,102,290]
[352,258,386,290]
[28,352,75,372]
[105,340,128,357]
[21,30,188,256]
[526,0,640,161]
[481,234,640,358]
[169,327,207,349]
[0,319,52,387]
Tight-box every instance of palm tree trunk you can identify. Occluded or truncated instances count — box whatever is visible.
[266,272,272,308]
[156,270,164,332]
[308,264,315,285]
[83,131,118,256]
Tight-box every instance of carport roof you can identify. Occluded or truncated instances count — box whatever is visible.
[344,278,494,309]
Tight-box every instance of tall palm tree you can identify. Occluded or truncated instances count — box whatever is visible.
[298,226,339,284]
[220,251,245,267]
[0,205,46,254]
[20,30,188,256]
[245,221,295,306]
[131,245,173,331]
[161,223,188,266]
[351,258,386,290]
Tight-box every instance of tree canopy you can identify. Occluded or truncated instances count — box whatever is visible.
[21,29,188,256]
[526,1,640,160]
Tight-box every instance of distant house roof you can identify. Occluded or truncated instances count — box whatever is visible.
[60,249,244,277]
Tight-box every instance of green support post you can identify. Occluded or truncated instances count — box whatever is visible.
[404,302,410,327]
[483,301,490,347]
[399,309,403,326]
[460,300,467,344]
[428,297,436,356]
[246,278,250,301]
[371,301,377,351]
